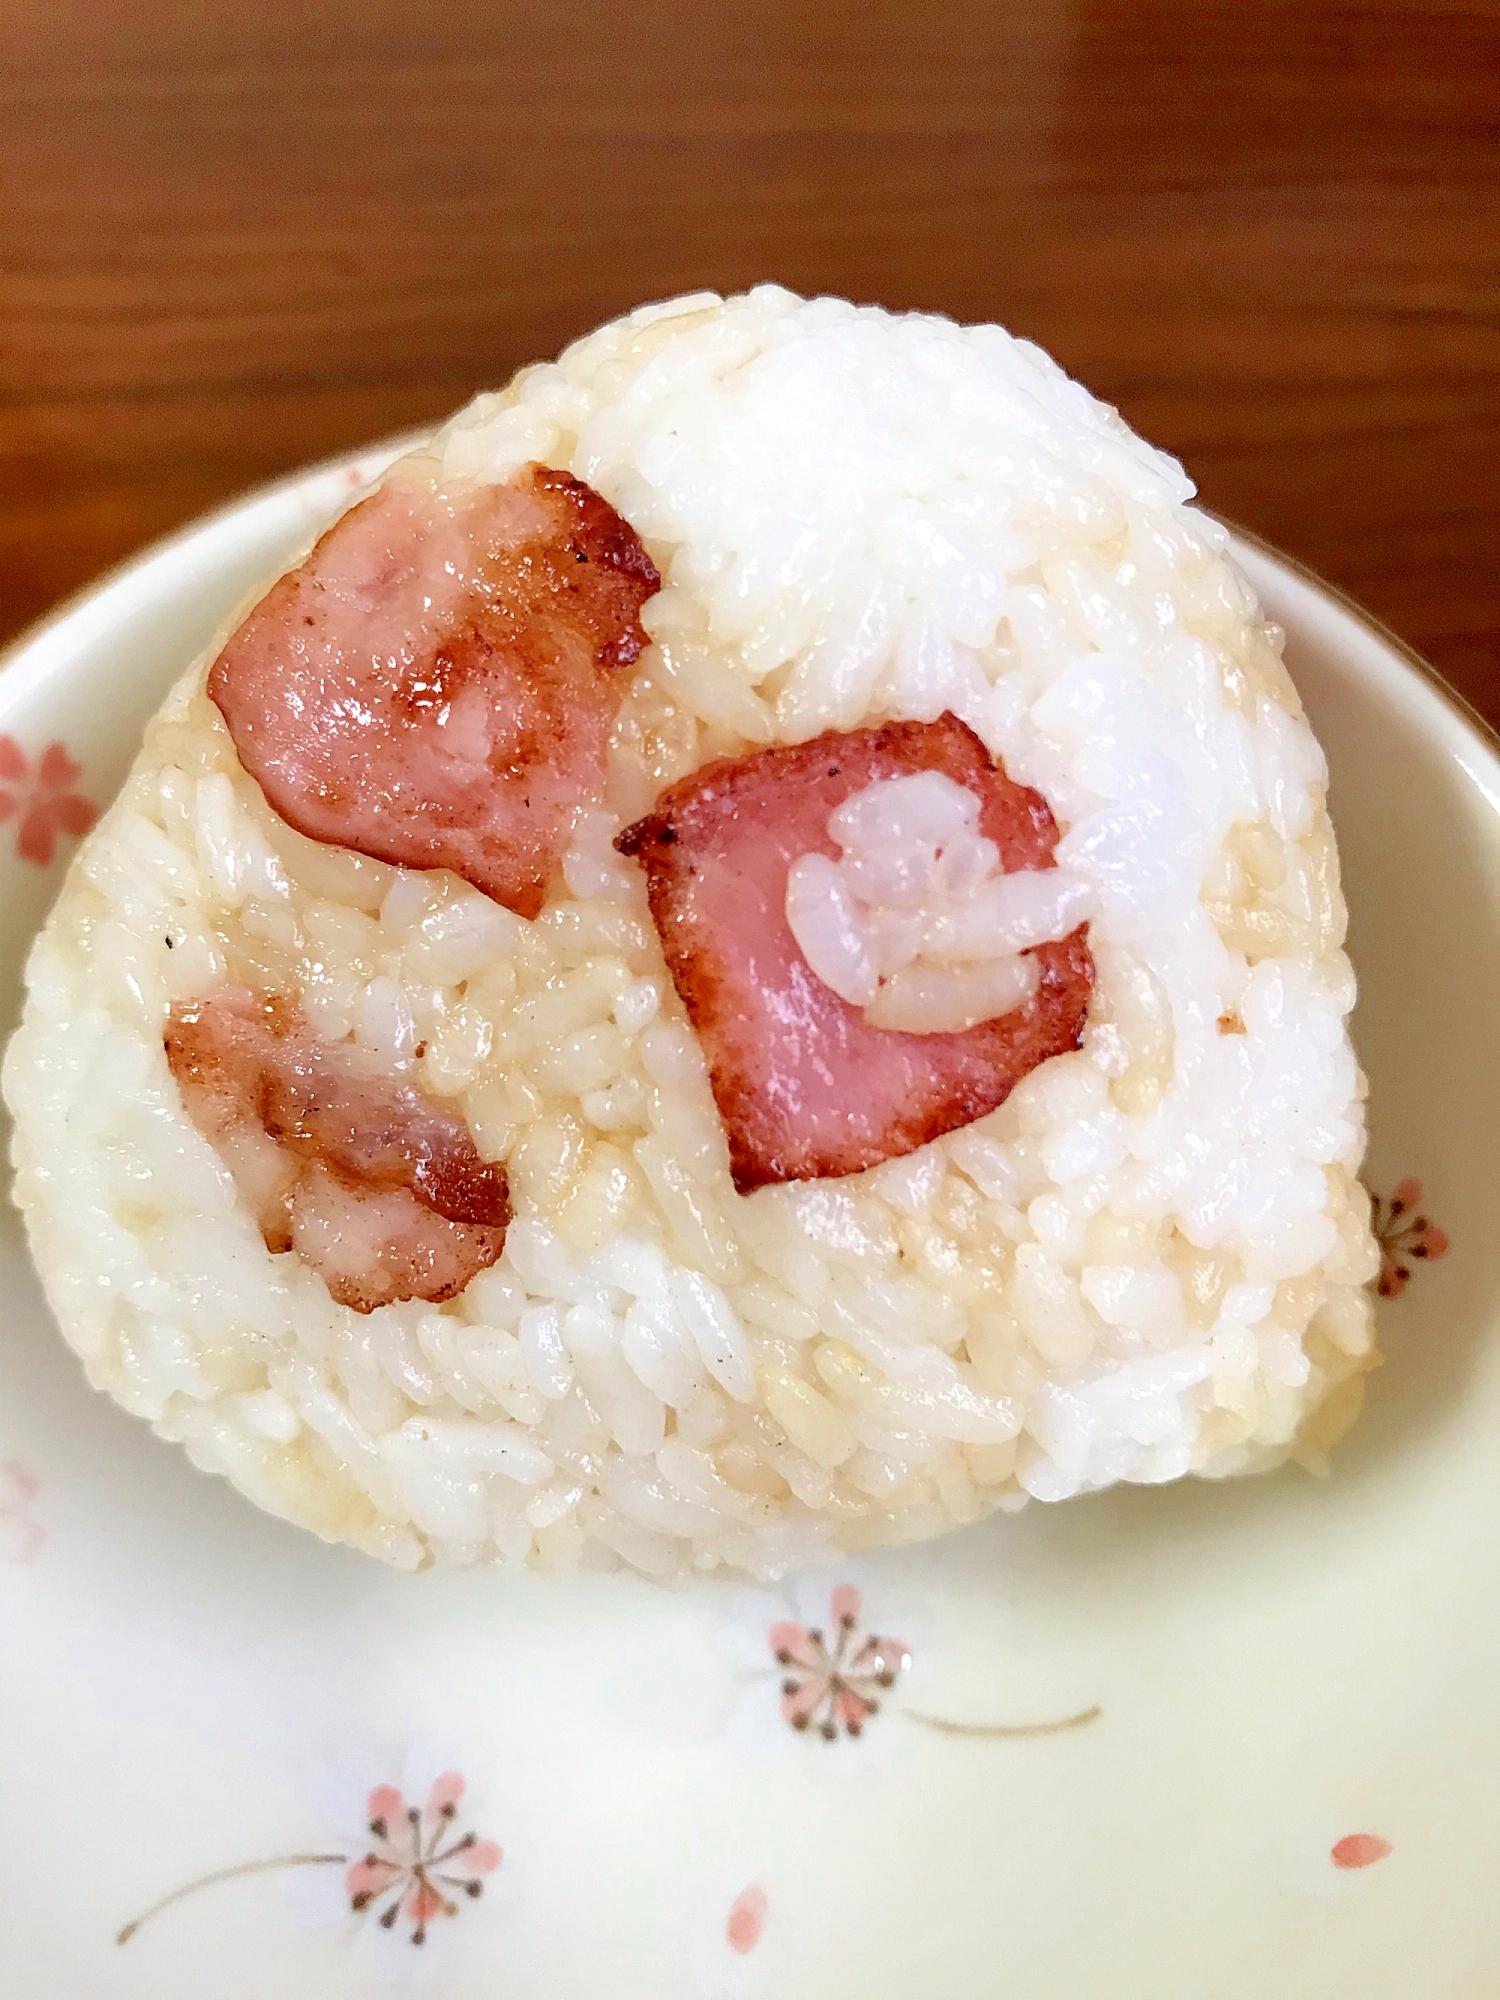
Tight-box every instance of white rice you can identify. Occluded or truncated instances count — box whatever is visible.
[784,769,1093,1031]
[3,286,1380,1578]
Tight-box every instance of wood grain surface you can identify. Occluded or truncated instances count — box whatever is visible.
[4,1,1498,717]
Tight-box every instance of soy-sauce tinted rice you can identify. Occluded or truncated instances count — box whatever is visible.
[2,287,1380,1577]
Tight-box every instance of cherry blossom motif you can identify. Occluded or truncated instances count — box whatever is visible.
[721,1570,1101,1761]
[1371,1178,1449,1298]
[770,1582,911,1741]
[0,735,97,867]
[0,1459,44,1564]
[1331,1832,1392,1869]
[720,1572,919,1761]
[118,1753,502,1977]
[343,1772,501,1946]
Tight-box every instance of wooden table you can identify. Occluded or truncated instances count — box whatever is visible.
[5,1,1498,720]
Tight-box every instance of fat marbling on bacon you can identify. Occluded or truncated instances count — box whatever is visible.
[165,990,511,1312]
[616,713,1095,1191]
[208,463,660,919]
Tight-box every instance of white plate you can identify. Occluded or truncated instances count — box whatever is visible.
[2,446,1496,1999]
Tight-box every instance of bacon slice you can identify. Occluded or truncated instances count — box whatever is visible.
[616,713,1094,1191]
[165,990,509,1312]
[208,464,660,919]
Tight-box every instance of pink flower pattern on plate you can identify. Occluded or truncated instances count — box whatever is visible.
[723,1570,1097,1758]
[770,1583,911,1741]
[0,735,97,867]
[0,1459,44,1564]
[1371,1178,1449,1298]
[348,1771,502,1945]
[118,1759,501,1971]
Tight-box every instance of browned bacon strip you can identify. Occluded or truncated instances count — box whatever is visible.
[208,464,660,919]
[616,713,1095,1191]
[165,990,510,1312]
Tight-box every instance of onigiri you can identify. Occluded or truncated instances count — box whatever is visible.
[2,287,1380,1578]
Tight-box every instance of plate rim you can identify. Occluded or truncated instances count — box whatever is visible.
[0,432,426,703]
[1219,513,1500,762]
